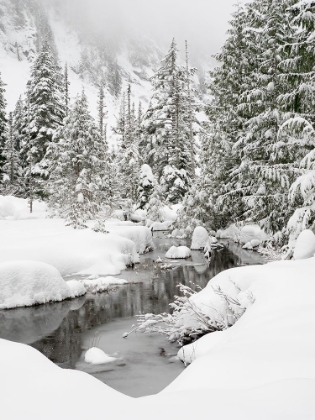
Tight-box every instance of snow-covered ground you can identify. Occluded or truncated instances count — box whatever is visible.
[0,261,85,309]
[1,255,315,419]
[0,195,158,309]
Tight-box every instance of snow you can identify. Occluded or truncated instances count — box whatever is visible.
[190,226,209,249]
[293,229,315,260]
[0,217,139,276]
[79,277,128,294]
[150,221,173,231]
[217,223,268,245]
[0,261,85,310]
[2,257,315,419]
[84,347,117,364]
[242,239,261,250]
[0,195,47,220]
[107,225,154,254]
[165,246,191,259]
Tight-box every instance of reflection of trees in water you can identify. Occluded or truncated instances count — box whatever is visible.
[10,243,263,369]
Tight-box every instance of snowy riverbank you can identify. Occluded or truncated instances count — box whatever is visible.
[1,255,315,419]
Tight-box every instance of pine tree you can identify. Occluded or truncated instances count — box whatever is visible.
[116,85,140,203]
[1,112,24,195]
[64,63,70,114]
[0,72,7,184]
[137,164,155,209]
[21,41,66,179]
[46,91,107,228]
[142,39,198,203]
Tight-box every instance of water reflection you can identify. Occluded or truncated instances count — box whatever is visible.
[0,235,264,396]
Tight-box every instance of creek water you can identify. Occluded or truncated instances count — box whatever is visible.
[0,233,264,397]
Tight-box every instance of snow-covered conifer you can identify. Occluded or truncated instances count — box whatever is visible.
[46,91,107,228]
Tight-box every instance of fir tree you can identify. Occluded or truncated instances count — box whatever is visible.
[21,41,66,178]
[46,91,107,228]
[0,72,7,183]
[1,112,24,195]
[137,164,155,209]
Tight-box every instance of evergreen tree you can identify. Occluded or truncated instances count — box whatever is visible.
[0,72,7,183]
[137,164,155,209]
[46,91,107,228]
[142,39,198,203]
[21,41,66,179]
[1,112,24,195]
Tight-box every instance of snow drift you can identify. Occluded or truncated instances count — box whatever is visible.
[0,261,85,309]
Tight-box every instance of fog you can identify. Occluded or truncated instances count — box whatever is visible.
[56,0,249,60]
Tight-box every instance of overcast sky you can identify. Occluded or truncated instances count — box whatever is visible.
[61,0,249,61]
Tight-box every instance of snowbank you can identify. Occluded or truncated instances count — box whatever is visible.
[150,221,173,231]
[293,229,315,260]
[190,226,209,250]
[0,261,85,309]
[165,246,191,259]
[107,226,154,254]
[0,195,47,220]
[2,254,315,419]
[79,277,128,293]
[217,223,268,245]
[172,257,315,394]
[0,218,139,276]
[85,347,116,364]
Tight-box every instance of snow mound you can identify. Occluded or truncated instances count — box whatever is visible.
[165,246,191,259]
[293,229,315,260]
[217,223,267,245]
[107,226,154,254]
[85,347,116,364]
[162,205,180,222]
[170,228,186,238]
[0,195,47,220]
[0,261,85,310]
[150,221,173,231]
[0,218,139,276]
[79,277,128,293]
[191,226,209,250]
[242,239,261,250]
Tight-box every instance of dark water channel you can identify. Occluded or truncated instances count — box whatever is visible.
[0,233,264,397]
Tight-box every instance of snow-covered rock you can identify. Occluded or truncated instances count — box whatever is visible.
[191,226,209,250]
[0,261,85,310]
[79,277,128,293]
[85,347,116,364]
[107,226,154,254]
[165,246,191,259]
[293,230,315,260]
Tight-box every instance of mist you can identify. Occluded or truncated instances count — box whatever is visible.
[54,0,249,61]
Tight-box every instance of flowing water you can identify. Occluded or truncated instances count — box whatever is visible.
[0,233,264,397]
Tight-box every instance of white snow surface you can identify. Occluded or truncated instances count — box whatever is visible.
[0,196,141,276]
[84,347,116,365]
[0,261,85,310]
[217,223,268,244]
[107,225,153,254]
[165,246,191,259]
[1,257,315,419]
[293,229,315,260]
[79,277,128,294]
[150,221,173,231]
[190,226,209,249]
